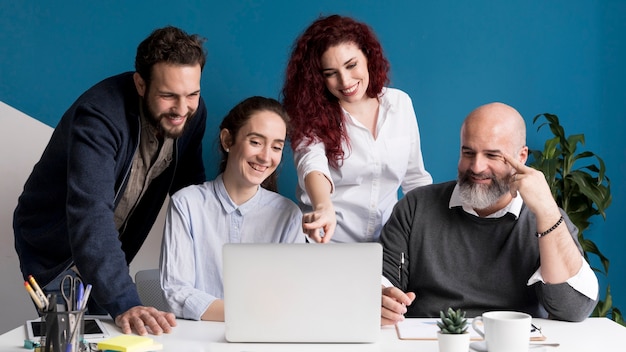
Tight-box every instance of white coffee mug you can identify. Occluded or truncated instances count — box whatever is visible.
[472,311,531,352]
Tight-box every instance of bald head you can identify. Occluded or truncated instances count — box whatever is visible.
[461,102,526,153]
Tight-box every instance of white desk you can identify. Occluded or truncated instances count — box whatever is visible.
[1,317,625,351]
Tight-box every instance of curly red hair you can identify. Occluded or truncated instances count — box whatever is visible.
[281,15,390,168]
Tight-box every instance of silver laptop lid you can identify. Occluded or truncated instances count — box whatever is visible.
[223,243,382,343]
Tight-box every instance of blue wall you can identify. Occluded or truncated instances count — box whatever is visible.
[1,1,624,314]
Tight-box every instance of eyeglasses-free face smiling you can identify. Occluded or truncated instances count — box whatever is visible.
[134,62,202,139]
[321,42,370,106]
[456,105,528,214]
[457,146,513,211]
[222,110,286,192]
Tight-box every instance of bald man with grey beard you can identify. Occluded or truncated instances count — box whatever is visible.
[379,102,598,325]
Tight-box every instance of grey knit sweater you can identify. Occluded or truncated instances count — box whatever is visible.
[380,181,597,322]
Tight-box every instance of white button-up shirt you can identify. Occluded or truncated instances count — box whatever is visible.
[294,88,432,242]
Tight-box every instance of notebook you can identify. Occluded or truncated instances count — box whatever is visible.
[222,242,382,343]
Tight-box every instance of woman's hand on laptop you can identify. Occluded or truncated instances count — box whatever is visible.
[380,286,415,326]
[115,306,177,335]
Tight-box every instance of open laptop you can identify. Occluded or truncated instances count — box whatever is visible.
[222,242,382,343]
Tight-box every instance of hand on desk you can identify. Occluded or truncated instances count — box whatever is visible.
[115,306,177,335]
[381,286,415,326]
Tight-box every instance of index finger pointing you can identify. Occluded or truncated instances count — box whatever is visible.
[501,151,527,172]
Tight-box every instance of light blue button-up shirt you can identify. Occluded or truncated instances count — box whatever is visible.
[160,174,305,320]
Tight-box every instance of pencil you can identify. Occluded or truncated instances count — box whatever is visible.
[28,275,50,309]
[24,282,44,310]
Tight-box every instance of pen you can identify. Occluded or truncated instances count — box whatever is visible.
[66,308,87,352]
[28,275,50,309]
[76,283,84,311]
[24,282,44,310]
[398,252,405,284]
[80,284,92,311]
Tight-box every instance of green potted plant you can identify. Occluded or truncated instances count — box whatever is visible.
[529,112,623,326]
[437,307,470,352]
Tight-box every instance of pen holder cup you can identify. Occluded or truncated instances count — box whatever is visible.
[39,309,87,352]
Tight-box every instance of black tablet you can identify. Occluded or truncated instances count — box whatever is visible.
[26,317,109,341]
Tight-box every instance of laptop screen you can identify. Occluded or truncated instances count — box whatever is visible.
[223,243,382,343]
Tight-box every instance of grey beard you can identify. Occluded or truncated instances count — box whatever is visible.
[457,173,510,210]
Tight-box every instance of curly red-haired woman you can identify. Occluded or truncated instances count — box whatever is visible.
[282,14,432,243]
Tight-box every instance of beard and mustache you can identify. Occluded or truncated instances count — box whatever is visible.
[141,97,195,139]
[457,170,512,210]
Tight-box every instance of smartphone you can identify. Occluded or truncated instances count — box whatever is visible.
[26,317,109,341]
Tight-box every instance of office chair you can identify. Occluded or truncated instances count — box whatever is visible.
[134,269,171,312]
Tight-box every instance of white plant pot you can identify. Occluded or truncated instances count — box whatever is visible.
[437,331,471,352]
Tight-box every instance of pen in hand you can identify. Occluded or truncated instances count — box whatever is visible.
[398,252,405,284]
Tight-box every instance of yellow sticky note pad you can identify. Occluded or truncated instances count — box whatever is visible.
[97,334,163,352]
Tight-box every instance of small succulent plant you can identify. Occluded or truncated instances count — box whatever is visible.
[437,307,468,334]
